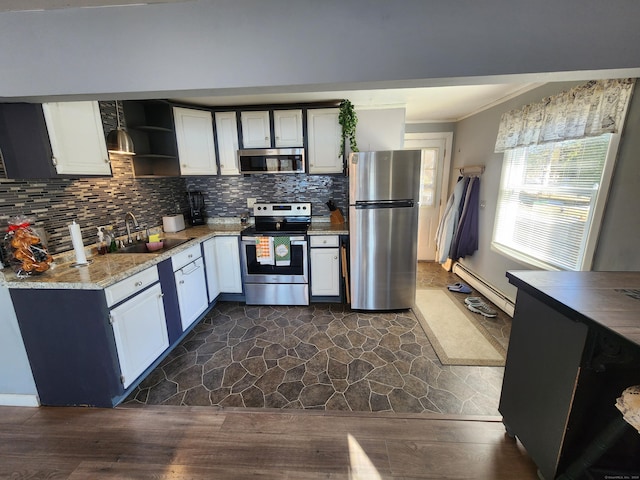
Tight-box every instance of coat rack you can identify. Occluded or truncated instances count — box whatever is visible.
[459,165,485,177]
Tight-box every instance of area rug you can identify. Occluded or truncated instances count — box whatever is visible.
[413,289,506,366]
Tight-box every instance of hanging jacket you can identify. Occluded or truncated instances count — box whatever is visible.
[435,177,468,263]
[452,176,480,259]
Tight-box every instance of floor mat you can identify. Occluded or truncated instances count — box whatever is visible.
[413,289,506,366]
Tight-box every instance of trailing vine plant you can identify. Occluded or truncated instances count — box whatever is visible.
[338,99,358,154]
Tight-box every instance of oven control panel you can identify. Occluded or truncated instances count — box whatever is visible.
[253,202,311,217]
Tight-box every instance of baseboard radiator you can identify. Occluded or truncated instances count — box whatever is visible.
[452,262,516,317]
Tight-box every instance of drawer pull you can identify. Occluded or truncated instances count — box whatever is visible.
[134,281,143,287]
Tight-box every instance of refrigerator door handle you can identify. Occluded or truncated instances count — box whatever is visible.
[354,200,415,209]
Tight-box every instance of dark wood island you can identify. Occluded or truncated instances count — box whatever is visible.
[500,271,640,480]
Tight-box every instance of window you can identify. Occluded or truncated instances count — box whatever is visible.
[492,134,618,271]
[419,149,437,206]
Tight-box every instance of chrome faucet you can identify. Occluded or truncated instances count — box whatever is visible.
[124,212,139,243]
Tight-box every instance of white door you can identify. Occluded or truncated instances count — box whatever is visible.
[404,133,452,261]
[240,111,270,148]
[43,101,112,176]
[214,111,240,175]
[202,237,221,302]
[110,283,169,388]
[215,236,243,293]
[310,247,340,296]
[174,258,208,331]
[173,107,217,175]
[307,108,342,174]
[273,109,303,147]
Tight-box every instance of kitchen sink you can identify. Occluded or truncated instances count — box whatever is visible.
[113,237,194,254]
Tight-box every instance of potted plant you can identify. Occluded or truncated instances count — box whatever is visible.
[338,99,358,155]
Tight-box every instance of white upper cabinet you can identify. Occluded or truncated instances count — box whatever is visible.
[214,111,240,175]
[42,101,112,176]
[173,107,218,175]
[273,109,303,147]
[241,111,270,148]
[307,108,343,174]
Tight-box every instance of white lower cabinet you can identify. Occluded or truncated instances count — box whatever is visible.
[202,238,221,302]
[215,236,243,293]
[310,235,341,297]
[109,282,169,389]
[173,246,208,330]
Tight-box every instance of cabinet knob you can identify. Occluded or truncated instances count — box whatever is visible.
[51,156,58,166]
[104,158,111,164]
[134,281,143,287]
[334,256,338,260]
[179,280,185,285]
[188,254,193,258]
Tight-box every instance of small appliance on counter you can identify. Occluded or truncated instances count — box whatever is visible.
[163,214,185,233]
[186,191,206,226]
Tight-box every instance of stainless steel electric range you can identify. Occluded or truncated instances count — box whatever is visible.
[240,202,311,305]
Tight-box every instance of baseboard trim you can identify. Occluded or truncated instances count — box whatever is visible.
[0,393,40,407]
[452,262,516,317]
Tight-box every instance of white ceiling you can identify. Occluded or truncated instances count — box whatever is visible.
[2,0,541,123]
[171,83,541,124]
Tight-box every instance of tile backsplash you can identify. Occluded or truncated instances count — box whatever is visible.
[0,101,349,256]
[185,174,349,220]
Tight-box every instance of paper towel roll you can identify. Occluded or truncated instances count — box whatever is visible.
[69,221,88,265]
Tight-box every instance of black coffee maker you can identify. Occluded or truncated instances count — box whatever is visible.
[187,191,206,226]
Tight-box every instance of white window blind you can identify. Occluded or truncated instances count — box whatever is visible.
[492,134,613,271]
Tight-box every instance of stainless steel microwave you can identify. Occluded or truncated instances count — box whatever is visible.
[237,148,305,174]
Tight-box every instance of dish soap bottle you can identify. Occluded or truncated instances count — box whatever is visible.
[105,225,118,253]
[96,226,108,255]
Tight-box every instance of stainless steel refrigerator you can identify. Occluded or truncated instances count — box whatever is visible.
[349,150,421,310]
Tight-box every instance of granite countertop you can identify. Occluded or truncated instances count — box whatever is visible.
[307,221,349,235]
[1,219,349,290]
[1,222,246,290]
[507,270,640,347]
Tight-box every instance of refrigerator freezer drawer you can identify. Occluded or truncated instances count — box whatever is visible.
[349,205,418,310]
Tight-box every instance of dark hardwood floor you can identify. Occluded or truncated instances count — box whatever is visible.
[0,405,538,479]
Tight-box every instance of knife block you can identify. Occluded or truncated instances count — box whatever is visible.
[330,209,344,224]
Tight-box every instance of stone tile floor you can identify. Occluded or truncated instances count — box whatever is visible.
[122,262,512,415]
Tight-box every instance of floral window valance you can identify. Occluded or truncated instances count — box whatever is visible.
[494,78,635,152]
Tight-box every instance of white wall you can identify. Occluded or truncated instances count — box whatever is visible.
[0,286,38,406]
[355,108,406,151]
[1,1,640,101]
